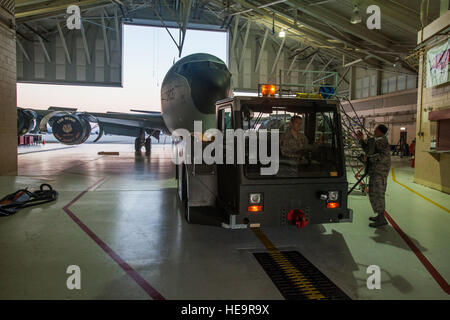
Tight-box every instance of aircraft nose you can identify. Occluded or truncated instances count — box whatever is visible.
[188,62,232,114]
[202,62,231,89]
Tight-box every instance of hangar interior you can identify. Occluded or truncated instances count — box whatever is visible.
[0,0,449,300]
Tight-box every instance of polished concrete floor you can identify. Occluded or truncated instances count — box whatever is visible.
[0,143,449,300]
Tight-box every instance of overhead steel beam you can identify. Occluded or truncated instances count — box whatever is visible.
[362,0,420,34]
[80,21,91,64]
[178,0,193,57]
[23,23,49,42]
[154,5,182,50]
[287,54,298,75]
[284,0,392,49]
[255,28,269,72]
[101,10,111,65]
[256,15,369,65]
[229,0,287,16]
[114,7,121,50]
[309,0,337,5]
[338,67,351,87]
[230,14,240,55]
[15,0,47,6]
[232,0,371,63]
[15,0,108,19]
[161,0,182,27]
[301,53,316,76]
[235,0,414,71]
[256,3,402,66]
[38,36,51,62]
[270,36,286,74]
[344,58,364,68]
[238,20,251,71]
[16,39,30,62]
[56,21,72,64]
[314,57,334,79]
[154,0,192,57]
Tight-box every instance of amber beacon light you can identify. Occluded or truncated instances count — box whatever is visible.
[261,84,276,97]
[248,205,263,212]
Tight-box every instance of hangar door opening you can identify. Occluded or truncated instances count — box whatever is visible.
[17,25,227,113]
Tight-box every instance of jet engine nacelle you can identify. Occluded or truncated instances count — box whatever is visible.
[17,108,37,136]
[50,113,95,145]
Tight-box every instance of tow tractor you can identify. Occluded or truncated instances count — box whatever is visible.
[174,84,353,229]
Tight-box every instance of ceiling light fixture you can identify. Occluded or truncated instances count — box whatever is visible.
[350,4,362,24]
[279,30,286,38]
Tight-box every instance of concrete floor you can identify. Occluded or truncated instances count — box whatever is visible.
[0,143,449,300]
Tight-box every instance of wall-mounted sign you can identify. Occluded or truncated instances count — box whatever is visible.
[426,39,449,88]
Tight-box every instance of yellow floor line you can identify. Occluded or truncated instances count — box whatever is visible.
[252,228,326,300]
[391,168,450,214]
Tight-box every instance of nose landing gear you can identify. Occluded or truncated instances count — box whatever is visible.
[135,129,152,154]
[144,137,152,155]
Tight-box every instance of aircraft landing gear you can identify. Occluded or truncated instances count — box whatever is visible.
[135,137,144,153]
[145,137,152,154]
[135,129,146,153]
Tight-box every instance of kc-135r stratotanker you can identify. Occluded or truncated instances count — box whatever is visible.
[18,53,352,228]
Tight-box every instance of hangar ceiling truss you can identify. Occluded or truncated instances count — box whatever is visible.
[12,0,442,87]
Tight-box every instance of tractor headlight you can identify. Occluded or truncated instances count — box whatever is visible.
[328,191,339,201]
[249,193,263,204]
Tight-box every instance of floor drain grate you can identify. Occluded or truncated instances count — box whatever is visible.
[253,251,350,300]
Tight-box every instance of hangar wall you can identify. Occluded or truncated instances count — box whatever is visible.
[0,1,17,175]
[413,12,450,193]
[341,89,417,145]
[350,67,417,100]
[415,73,450,193]
[414,12,450,193]
[342,58,419,146]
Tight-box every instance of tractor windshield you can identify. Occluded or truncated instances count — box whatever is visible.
[240,103,344,178]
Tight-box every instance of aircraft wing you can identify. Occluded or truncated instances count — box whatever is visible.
[19,107,169,145]
[91,111,169,139]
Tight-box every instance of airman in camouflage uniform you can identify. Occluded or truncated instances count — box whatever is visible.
[280,116,311,159]
[357,124,391,228]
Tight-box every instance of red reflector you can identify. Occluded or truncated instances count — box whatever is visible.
[248,205,263,212]
[327,202,339,209]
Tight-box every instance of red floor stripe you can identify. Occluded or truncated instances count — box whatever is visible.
[384,211,450,295]
[63,177,165,300]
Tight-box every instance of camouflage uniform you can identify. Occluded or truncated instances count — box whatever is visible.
[360,136,391,215]
[280,129,310,158]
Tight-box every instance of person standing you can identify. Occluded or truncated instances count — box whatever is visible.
[357,124,391,228]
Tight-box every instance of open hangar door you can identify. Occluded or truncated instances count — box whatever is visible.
[14,0,231,88]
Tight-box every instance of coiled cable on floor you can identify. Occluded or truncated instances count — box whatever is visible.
[0,184,58,216]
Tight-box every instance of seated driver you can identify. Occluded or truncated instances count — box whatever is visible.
[280,115,312,159]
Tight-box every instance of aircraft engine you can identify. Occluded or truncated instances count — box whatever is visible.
[50,113,95,145]
[17,108,37,136]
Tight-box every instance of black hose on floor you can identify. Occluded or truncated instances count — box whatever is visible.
[0,184,58,216]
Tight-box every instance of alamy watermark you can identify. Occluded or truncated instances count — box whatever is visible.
[66,265,81,290]
[366,5,381,30]
[172,121,280,176]
[66,5,81,30]
[366,265,381,290]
